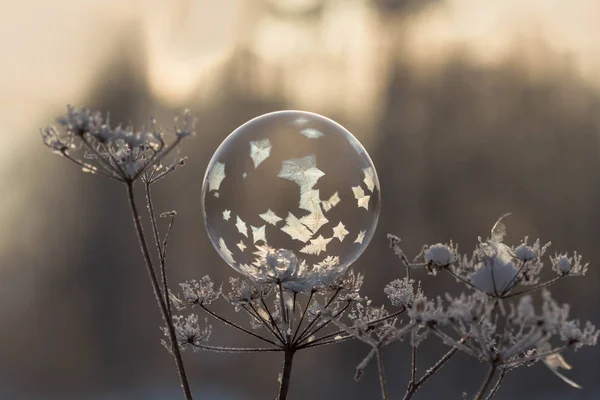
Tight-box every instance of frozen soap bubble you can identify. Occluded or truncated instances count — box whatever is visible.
[201,111,380,290]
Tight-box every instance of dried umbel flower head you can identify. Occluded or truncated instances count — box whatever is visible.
[41,105,195,182]
[163,314,212,352]
[424,243,456,267]
[551,252,588,276]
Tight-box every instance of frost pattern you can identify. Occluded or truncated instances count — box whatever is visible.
[322,192,341,212]
[354,230,366,244]
[299,189,321,212]
[363,167,376,192]
[281,212,313,243]
[222,209,231,221]
[299,206,329,234]
[235,216,248,238]
[300,235,333,256]
[352,185,370,210]
[300,128,324,139]
[332,221,349,242]
[260,209,283,226]
[249,138,272,168]
[278,154,325,192]
[251,225,266,244]
[207,161,226,191]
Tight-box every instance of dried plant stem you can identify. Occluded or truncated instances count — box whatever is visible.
[403,346,460,399]
[278,350,295,400]
[296,288,341,343]
[145,183,171,313]
[292,290,315,342]
[501,276,564,299]
[126,182,194,400]
[473,364,497,400]
[485,369,506,400]
[376,347,389,400]
[200,305,280,347]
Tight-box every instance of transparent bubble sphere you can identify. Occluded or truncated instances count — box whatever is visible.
[201,111,380,287]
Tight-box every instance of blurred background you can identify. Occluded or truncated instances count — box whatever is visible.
[1,0,600,398]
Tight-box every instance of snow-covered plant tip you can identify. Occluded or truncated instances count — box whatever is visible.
[42,107,598,400]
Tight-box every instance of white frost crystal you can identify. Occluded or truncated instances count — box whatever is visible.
[424,244,454,267]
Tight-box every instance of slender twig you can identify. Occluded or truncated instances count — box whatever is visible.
[296,301,351,346]
[500,276,564,299]
[376,347,389,400]
[277,283,290,340]
[278,350,295,400]
[81,135,126,179]
[297,334,354,350]
[61,151,122,181]
[502,345,569,368]
[259,298,285,341]
[200,304,281,347]
[145,183,170,314]
[298,308,406,350]
[500,260,527,296]
[196,344,282,353]
[406,263,418,392]
[485,368,506,400]
[473,364,497,400]
[126,182,194,400]
[403,347,460,399]
[445,269,480,292]
[292,290,315,342]
[296,288,341,343]
[133,137,182,181]
[247,302,285,344]
[430,327,481,359]
[252,298,283,342]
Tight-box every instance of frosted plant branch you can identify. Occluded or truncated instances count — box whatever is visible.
[474,364,497,400]
[42,107,599,400]
[41,106,197,400]
[127,183,194,400]
[403,346,460,400]
[485,368,506,400]
[145,182,173,313]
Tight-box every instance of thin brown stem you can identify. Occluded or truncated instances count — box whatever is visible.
[376,347,389,400]
[145,183,170,315]
[403,347,460,399]
[248,302,285,344]
[500,276,564,299]
[298,334,354,350]
[278,350,295,400]
[296,301,351,346]
[296,288,341,343]
[196,344,282,353]
[62,151,122,181]
[473,364,497,400]
[485,368,506,400]
[126,182,194,400]
[200,304,281,347]
[292,290,314,342]
[259,298,285,341]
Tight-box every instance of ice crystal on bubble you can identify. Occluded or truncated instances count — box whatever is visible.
[201,111,380,289]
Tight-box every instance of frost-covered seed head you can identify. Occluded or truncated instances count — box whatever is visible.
[384,277,418,307]
[470,257,518,295]
[557,255,571,274]
[424,244,455,267]
[515,244,536,262]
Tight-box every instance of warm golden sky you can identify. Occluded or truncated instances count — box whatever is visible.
[2,0,600,252]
